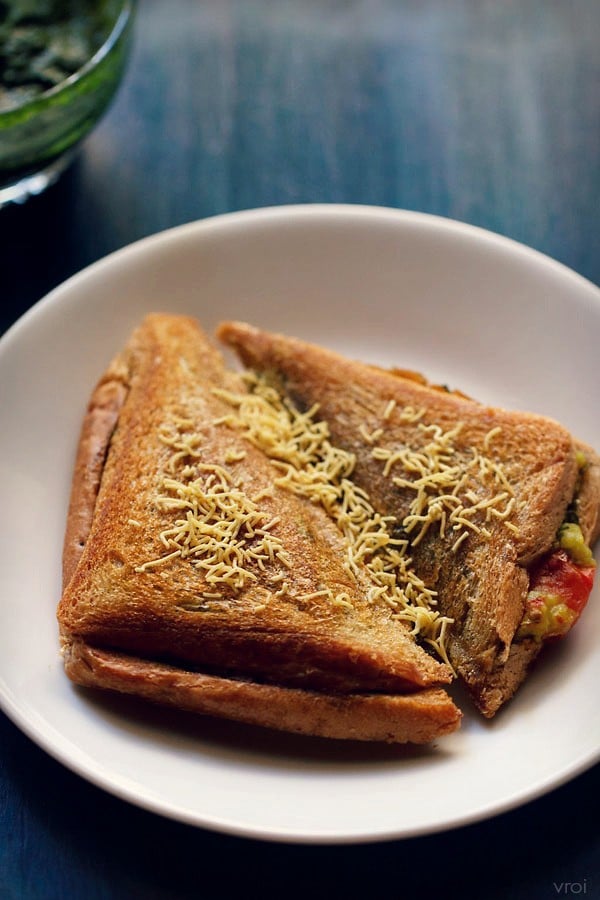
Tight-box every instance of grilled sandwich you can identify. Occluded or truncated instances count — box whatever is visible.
[58,314,461,743]
[218,321,600,718]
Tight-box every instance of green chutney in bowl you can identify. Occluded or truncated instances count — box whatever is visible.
[0,0,135,206]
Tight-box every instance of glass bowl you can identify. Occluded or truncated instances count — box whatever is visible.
[0,0,135,207]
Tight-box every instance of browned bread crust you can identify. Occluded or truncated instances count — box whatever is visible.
[62,638,461,744]
[62,368,129,589]
[218,321,600,718]
[58,314,461,744]
[575,441,600,545]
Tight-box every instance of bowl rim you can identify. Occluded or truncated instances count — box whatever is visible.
[0,0,135,120]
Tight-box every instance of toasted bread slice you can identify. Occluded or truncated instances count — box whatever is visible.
[62,639,460,744]
[218,321,600,717]
[58,314,461,744]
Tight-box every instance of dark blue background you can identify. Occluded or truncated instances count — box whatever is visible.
[1,2,598,897]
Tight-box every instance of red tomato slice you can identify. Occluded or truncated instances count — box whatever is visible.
[528,549,595,620]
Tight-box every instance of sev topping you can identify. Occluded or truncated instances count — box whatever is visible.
[212,375,454,664]
[135,425,292,587]
[371,420,518,552]
[137,372,518,670]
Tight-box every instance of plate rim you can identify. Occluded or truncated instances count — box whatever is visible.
[1,203,599,844]
[2,203,599,356]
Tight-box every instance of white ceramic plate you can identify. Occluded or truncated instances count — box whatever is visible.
[1,205,599,844]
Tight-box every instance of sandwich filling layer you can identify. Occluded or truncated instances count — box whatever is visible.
[518,454,596,642]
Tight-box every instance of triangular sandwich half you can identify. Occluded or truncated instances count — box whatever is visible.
[218,321,600,718]
[58,314,460,743]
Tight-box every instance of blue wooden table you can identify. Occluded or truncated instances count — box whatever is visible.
[1,2,598,896]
